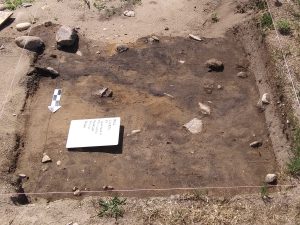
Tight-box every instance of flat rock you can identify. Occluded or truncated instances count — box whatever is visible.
[28,66,59,78]
[16,22,31,31]
[15,36,44,52]
[42,154,52,163]
[262,93,270,104]
[189,34,202,41]
[265,174,277,184]
[123,10,135,17]
[205,58,224,72]
[184,118,203,134]
[237,71,248,78]
[250,141,262,148]
[199,102,211,115]
[56,25,78,48]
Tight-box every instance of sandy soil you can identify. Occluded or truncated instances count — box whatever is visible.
[0,0,299,224]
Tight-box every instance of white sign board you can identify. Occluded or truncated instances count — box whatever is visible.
[66,117,121,148]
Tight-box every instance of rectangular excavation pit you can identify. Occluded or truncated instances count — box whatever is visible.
[16,26,277,200]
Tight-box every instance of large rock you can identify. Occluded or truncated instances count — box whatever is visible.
[16,22,31,31]
[15,36,44,52]
[205,58,224,72]
[56,25,78,48]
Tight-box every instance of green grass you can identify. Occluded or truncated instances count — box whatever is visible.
[211,13,219,23]
[97,197,126,220]
[260,184,269,198]
[260,12,273,29]
[277,19,292,35]
[5,0,33,10]
[288,127,300,175]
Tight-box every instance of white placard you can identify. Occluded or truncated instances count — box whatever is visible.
[66,117,121,148]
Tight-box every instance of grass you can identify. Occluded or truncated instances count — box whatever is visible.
[277,19,292,35]
[5,0,33,10]
[211,13,219,23]
[97,197,126,220]
[288,126,300,175]
[122,0,142,5]
[260,12,273,29]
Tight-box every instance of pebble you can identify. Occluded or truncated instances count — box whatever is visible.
[73,189,81,196]
[165,27,169,30]
[199,102,211,115]
[42,153,52,163]
[184,118,203,134]
[116,44,128,53]
[0,45,4,50]
[262,93,270,104]
[56,160,61,166]
[44,21,52,27]
[103,185,114,190]
[265,173,277,184]
[16,22,31,31]
[217,85,222,89]
[189,34,202,41]
[22,3,32,7]
[123,10,135,17]
[237,71,248,78]
[127,129,141,136]
[18,174,27,179]
[249,141,262,148]
[76,50,82,56]
[205,58,224,72]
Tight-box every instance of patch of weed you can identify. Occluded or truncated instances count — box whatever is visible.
[97,197,126,220]
[260,12,273,29]
[211,13,219,23]
[277,19,292,35]
[5,0,33,10]
[288,126,300,175]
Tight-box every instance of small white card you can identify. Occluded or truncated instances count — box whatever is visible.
[66,117,121,148]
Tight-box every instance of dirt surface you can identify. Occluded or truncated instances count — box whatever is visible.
[0,0,299,224]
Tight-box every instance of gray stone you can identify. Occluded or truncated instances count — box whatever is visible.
[16,22,31,31]
[15,36,44,52]
[116,44,128,53]
[184,118,203,134]
[265,174,277,184]
[123,10,135,17]
[237,71,248,78]
[42,153,52,163]
[205,58,224,72]
[250,141,262,148]
[56,25,78,47]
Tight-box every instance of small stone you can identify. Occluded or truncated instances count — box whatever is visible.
[103,185,114,190]
[72,186,78,191]
[12,113,17,116]
[16,22,31,31]
[165,27,169,31]
[262,93,270,104]
[76,50,82,56]
[22,3,32,7]
[265,173,277,184]
[73,189,81,196]
[95,87,113,97]
[237,71,248,78]
[127,129,141,136]
[217,85,222,89]
[0,4,6,11]
[96,51,100,54]
[184,118,203,134]
[116,44,128,53]
[44,21,53,27]
[56,25,78,48]
[199,102,211,115]
[189,34,202,41]
[18,174,27,179]
[15,36,44,52]
[148,36,159,43]
[56,160,61,166]
[250,141,262,148]
[0,45,4,50]
[42,154,52,163]
[205,58,224,72]
[123,10,135,17]
[179,60,185,64]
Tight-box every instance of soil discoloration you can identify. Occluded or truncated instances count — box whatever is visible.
[14,25,277,200]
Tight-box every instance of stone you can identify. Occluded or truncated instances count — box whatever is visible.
[184,118,203,134]
[262,93,270,104]
[16,22,31,31]
[275,0,283,7]
[15,36,44,52]
[0,45,4,50]
[127,129,141,136]
[42,153,52,163]
[250,141,262,148]
[205,58,224,72]
[29,66,59,78]
[56,25,78,48]
[116,44,128,53]
[103,185,114,190]
[217,85,222,89]
[95,87,113,97]
[22,3,32,7]
[189,34,202,41]
[237,71,248,78]
[123,10,135,17]
[56,160,61,166]
[76,50,82,56]
[73,189,81,196]
[148,36,159,43]
[0,4,6,11]
[199,102,211,115]
[18,174,27,179]
[165,27,169,30]
[265,174,277,184]
[44,21,52,27]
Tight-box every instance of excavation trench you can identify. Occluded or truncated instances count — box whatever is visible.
[14,24,278,201]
